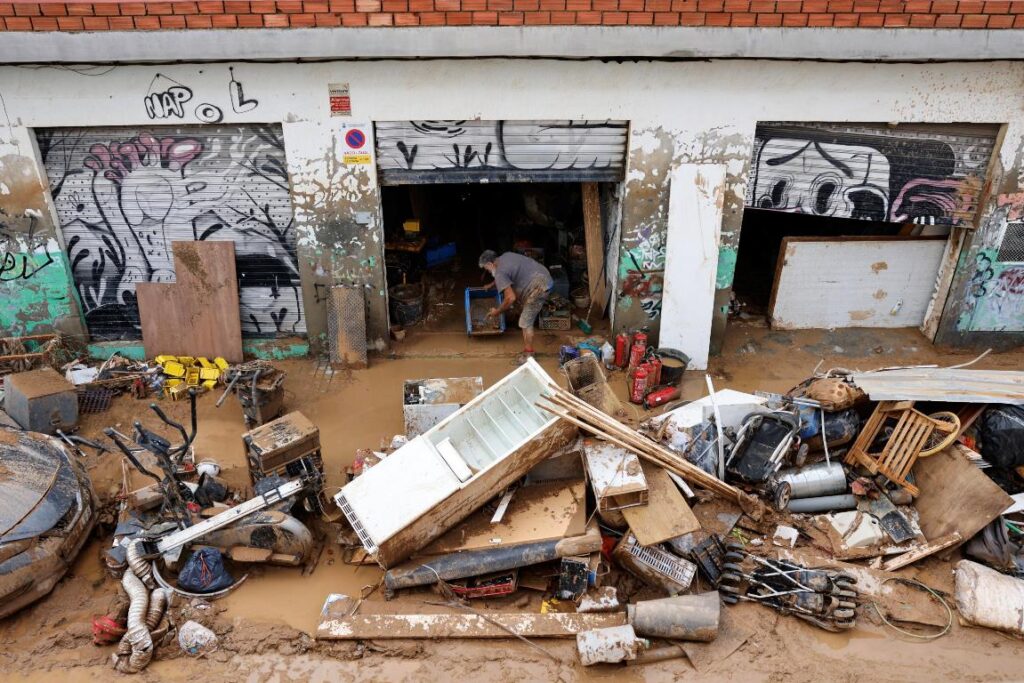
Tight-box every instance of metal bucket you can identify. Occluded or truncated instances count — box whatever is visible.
[655,348,690,386]
[389,283,424,326]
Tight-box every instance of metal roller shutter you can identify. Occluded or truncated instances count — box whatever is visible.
[37,124,305,342]
[376,120,629,185]
[746,122,999,228]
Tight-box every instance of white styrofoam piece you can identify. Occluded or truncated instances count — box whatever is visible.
[829,510,884,549]
[659,164,727,371]
[435,437,474,482]
[770,238,946,329]
[773,525,799,548]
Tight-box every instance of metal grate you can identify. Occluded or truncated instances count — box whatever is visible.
[335,493,378,555]
[997,222,1024,263]
[327,285,368,368]
[78,388,113,414]
[623,534,697,590]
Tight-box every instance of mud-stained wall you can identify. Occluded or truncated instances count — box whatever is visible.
[0,147,85,338]
[615,126,750,350]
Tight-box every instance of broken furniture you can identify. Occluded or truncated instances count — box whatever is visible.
[243,410,328,515]
[403,376,484,437]
[583,439,649,511]
[845,400,959,496]
[335,358,577,568]
[725,409,802,510]
[135,241,244,363]
[563,354,623,419]
[4,366,77,434]
[221,361,286,428]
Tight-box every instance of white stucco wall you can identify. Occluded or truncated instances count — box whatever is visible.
[1,59,1022,346]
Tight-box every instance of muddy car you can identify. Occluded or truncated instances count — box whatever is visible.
[0,427,97,619]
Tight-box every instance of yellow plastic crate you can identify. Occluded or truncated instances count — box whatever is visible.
[197,357,215,369]
[199,367,220,381]
[185,369,200,386]
[202,379,218,390]
[162,361,186,378]
[177,356,196,367]
[155,355,178,365]
[213,357,230,371]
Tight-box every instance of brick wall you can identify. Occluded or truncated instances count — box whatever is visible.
[0,0,1022,30]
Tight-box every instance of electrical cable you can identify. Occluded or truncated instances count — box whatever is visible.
[868,577,953,640]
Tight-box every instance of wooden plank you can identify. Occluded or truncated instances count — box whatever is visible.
[136,241,243,362]
[622,462,701,546]
[316,599,625,640]
[415,480,586,555]
[769,237,947,330]
[582,182,608,320]
[912,446,1013,544]
[881,532,962,572]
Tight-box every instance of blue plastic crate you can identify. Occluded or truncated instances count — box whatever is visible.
[465,287,506,336]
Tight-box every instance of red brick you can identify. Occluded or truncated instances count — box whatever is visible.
[1014,12,1024,24]
[806,10,832,21]
[750,0,774,9]
[960,10,987,20]
[929,0,954,8]
[366,10,391,21]
[237,12,264,23]
[539,0,563,7]
[261,10,286,21]
[756,9,782,19]
[696,0,722,9]
[652,8,678,18]
[383,0,407,9]
[983,0,1009,9]
[566,0,589,7]
[547,7,573,18]
[172,2,199,13]
[827,0,852,9]
[119,3,146,15]
[197,0,224,11]
[58,15,87,28]
[883,10,911,21]
[275,0,302,10]
[857,10,884,21]
[956,0,982,10]
[782,10,807,21]
[4,14,30,27]
[910,10,936,20]
[462,0,485,9]
[603,8,628,19]
[250,0,274,10]
[876,0,901,9]
[933,10,960,21]
[645,0,671,8]
[14,4,42,16]
[310,10,337,22]
[523,8,550,18]
[902,0,929,10]
[434,0,457,8]
[678,7,704,18]
[731,9,755,21]
[330,0,354,8]
[304,0,330,9]
[183,12,211,24]
[619,0,644,8]
[291,10,318,21]
[1010,0,1024,10]
[0,4,11,18]
[672,0,698,8]
[83,14,110,27]
[340,9,367,20]
[472,7,497,18]
[131,14,158,27]
[40,4,66,16]
[418,8,444,19]
[409,0,432,9]
[66,4,95,16]
[776,0,800,8]
[32,15,58,27]
[498,8,524,19]
[91,2,120,15]
[833,10,857,21]
[703,9,730,20]
[446,8,472,19]
[515,0,539,8]
[108,14,134,26]
[723,0,747,10]
[489,0,513,7]
[987,10,1013,21]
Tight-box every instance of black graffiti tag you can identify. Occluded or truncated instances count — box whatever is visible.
[144,86,193,120]
[0,249,54,281]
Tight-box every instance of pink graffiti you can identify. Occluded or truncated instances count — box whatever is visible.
[84,134,202,183]
[890,178,964,223]
[994,268,1024,296]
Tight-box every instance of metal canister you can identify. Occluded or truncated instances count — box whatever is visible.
[628,332,648,371]
[615,333,630,368]
[648,356,662,386]
[644,385,681,409]
[629,365,649,404]
[775,461,848,499]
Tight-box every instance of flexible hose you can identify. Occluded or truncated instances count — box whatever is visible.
[145,588,168,631]
[112,568,154,673]
[127,539,154,589]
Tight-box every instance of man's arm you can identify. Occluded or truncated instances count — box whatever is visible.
[488,286,516,317]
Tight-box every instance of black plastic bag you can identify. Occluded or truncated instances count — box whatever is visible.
[980,405,1024,469]
[177,548,234,593]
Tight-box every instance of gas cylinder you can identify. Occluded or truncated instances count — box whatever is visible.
[614,333,630,368]
[628,332,648,371]
[644,385,681,409]
[629,365,649,404]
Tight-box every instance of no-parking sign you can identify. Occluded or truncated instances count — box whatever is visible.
[342,124,371,165]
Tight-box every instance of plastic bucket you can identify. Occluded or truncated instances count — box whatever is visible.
[656,348,690,386]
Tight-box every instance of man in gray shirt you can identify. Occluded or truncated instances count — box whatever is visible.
[479,249,553,362]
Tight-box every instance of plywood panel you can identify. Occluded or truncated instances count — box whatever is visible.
[136,241,243,362]
[582,182,608,319]
[659,164,727,371]
[622,462,701,546]
[769,237,947,330]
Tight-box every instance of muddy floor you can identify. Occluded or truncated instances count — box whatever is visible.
[3,323,1024,681]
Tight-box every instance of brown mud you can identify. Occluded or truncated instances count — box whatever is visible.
[2,325,1024,681]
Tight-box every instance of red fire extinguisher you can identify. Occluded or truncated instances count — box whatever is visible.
[648,355,663,387]
[644,385,681,409]
[629,364,649,404]
[614,332,630,369]
[628,332,647,371]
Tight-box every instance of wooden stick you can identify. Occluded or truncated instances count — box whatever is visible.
[881,532,962,572]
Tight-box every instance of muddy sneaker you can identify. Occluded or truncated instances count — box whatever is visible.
[513,351,534,366]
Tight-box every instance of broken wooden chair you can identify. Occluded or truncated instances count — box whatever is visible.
[844,400,959,497]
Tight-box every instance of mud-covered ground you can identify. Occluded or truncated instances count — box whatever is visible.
[3,323,1024,682]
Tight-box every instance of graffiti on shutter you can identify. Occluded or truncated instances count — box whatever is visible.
[376,120,629,184]
[746,123,997,228]
[38,125,305,341]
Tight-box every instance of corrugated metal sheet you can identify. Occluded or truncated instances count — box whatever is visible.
[746,122,998,227]
[38,125,305,341]
[849,368,1024,404]
[376,120,628,185]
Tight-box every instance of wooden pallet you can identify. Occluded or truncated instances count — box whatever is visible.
[844,400,951,496]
